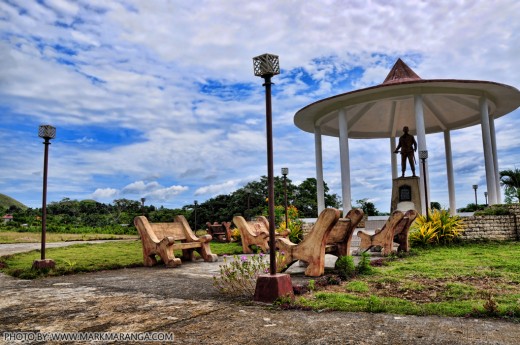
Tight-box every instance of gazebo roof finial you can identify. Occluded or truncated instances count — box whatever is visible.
[382,58,422,85]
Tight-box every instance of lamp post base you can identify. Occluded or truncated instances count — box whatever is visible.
[253,273,294,303]
[32,259,55,270]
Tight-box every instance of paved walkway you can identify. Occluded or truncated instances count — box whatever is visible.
[1,238,519,344]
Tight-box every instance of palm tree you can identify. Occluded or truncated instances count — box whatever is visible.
[500,168,520,203]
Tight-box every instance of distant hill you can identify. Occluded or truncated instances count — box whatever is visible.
[0,193,28,210]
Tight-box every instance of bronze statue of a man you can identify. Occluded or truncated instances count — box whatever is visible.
[394,126,417,177]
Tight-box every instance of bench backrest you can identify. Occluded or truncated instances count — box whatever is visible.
[327,208,364,243]
[150,222,187,241]
[135,215,199,243]
[249,216,269,235]
[393,209,418,235]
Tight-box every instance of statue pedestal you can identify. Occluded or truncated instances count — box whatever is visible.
[391,177,422,212]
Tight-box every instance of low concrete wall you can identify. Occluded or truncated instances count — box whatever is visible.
[300,205,520,242]
[460,204,520,241]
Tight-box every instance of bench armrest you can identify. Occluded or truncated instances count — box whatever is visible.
[159,236,176,246]
[198,234,212,243]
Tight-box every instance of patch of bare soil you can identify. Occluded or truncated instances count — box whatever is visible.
[318,275,520,305]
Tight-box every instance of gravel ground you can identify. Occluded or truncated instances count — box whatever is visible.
[1,252,520,345]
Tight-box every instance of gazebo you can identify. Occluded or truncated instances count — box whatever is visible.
[294,59,520,216]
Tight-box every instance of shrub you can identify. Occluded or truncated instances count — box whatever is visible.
[213,254,269,297]
[276,205,304,244]
[230,228,241,242]
[356,252,373,275]
[213,251,287,297]
[335,255,356,279]
[409,209,465,246]
[474,204,511,216]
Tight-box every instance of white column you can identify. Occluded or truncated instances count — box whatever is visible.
[414,95,428,215]
[480,97,497,205]
[314,125,325,215]
[390,137,397,180]
[338,109,352,216]
[444,130,456,215]
[489,115,501,203]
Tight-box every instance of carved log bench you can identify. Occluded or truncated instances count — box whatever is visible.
[325,208,364,258]
[275,208,341,277]
[356,209,417,255]
[134,215,218,267]
[232,216,270,254]
[206,221,232,242]
[391,209,418,252]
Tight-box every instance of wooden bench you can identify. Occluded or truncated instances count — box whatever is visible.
[391,209,418,252]
[206,221,232,242]
[232,216,270,254]
[356,209,417,255]
[326,208,364,258]
[276,208,341,277]
[134,215,218,267]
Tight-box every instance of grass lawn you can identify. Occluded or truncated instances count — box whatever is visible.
[0,231,139,244]
[293,242,520,321]
[0,240,244,279]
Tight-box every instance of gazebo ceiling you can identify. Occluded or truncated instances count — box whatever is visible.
[294,59,520,138]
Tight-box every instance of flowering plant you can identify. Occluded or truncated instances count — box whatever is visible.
[213,251,287,297]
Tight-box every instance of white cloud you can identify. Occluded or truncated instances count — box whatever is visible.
[195,180,242,197]
[1,0,520,212]
[91,188,119,200]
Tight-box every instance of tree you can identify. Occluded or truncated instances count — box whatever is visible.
[293,178,341,218]
[355,198,379,216]
[430,201,441,210]
[500,168,520,203]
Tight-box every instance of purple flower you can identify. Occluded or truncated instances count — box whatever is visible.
[241,256,248,262]
[259,252,265,257]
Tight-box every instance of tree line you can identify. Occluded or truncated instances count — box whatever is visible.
[1,177,340,233]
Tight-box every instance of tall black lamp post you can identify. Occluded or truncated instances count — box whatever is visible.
[253,53,293,303]
[419,150,429,220]
[194,200,198,231]
[244,188,251,220]
[484,191,488,206]
[140,197,146,215]
[473,185,478,208]
[281,167,289,228]
[33,125,56,269]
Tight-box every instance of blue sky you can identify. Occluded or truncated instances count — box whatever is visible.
[1,0,520,213]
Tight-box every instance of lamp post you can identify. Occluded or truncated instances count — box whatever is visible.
[140,197,146,215]
[281,167,289,228]
[33,125,56,269]
[253,53,293,303]
[419,150,429,220]
[484,191,488,206]
[244,188,251,220]
[194,200,198,231]
[473,185,478,208]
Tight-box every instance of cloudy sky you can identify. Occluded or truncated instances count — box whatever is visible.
[1,0,520,213]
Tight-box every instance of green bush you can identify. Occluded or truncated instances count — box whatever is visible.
[335,255,356,279]
[409,209,464,246]
[474,204,511,216]
[356,252,373,275]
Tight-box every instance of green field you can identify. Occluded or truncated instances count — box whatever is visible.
[294,242,520,320]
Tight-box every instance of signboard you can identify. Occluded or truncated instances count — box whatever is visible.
[399,185,412,202]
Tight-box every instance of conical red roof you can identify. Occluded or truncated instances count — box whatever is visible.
[382,58,422,85]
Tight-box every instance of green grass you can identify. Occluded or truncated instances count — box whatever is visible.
[0,240,243,279]
[0,231,139,244]
[294,242,520,321]
[345,281,369,293]
[379,242,520,280]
